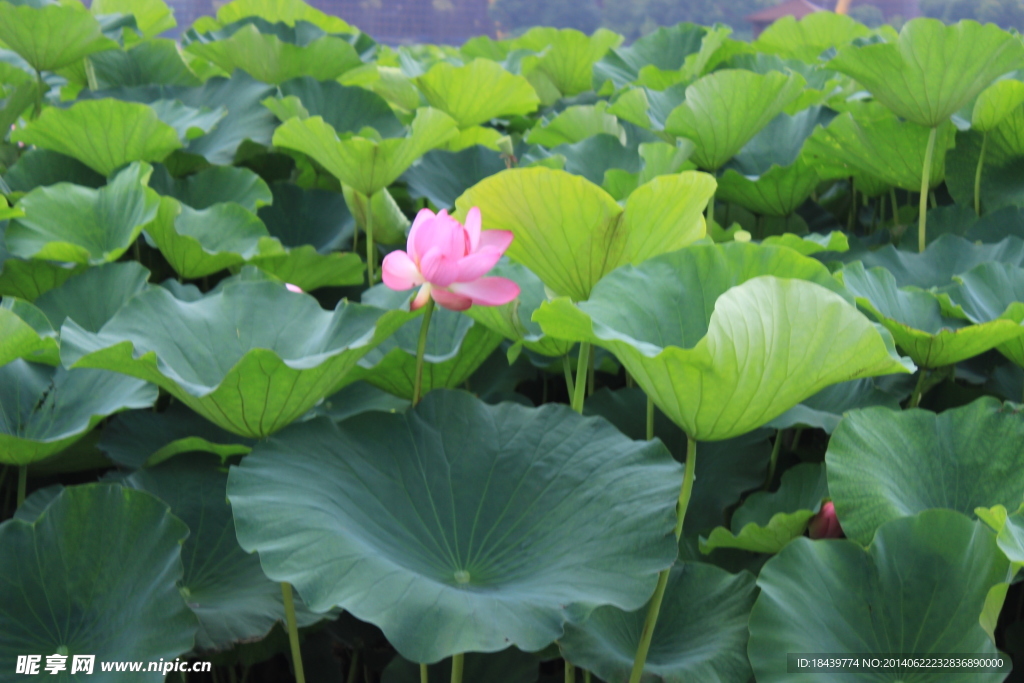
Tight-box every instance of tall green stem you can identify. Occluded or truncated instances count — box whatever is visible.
[975,131,988,216]
[450,654,464,683]
[565,661,575,682]
[571,343,590,414]
[347,653,360,683]
[645,394,654,441]
[281,583,306,683]
[33,70,44,119]
[764,429,783,490]
[412,299,436,407]
[562,356,575,399]
[366,192,376,284]
[17,466,26,508]
[909,369,928,409]
[918,126,938,253]
[890,187,900,232]
[584,671,592,683]
[628,436,697,683]
[419,662,426,683]
[706,192,716,231]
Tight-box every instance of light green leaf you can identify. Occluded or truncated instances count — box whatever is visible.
[6,162,159,265]
[827,398,1024,545]
[761,231,849,256]
[513,27,622,97]
[828,18,1024,128]
[227,390,682,662]
[526,103,624,147]
[593,23,706,91]
[0,2,117,72]
[90,0,175,37]
[215,0,353,33]
[0,298,59,366]
[664,70,806,171]
[973,79,1024,132]
[717,157,821,217]
[246,246,365,291]
[749,510,1011,682]
[11,99,182,176]
[753,12,872,62]
[88,39,202,88]
[417,59,539,128]
[0,484,197,680]
[454,167,714,301]
[149,99,227,141]
[533,243,914,440]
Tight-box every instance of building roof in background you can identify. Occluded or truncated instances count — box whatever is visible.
[746,0,825,22]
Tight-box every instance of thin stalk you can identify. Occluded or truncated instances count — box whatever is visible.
[877,192,885,232]
[420,663,427,683]
[646,394,654,441]
[791,427,804,452]
[625,370,634,389]
[33,70,44,119]
[587,348,595,397]
[565,661,575,682]
[847,177,856,232]
[890,187,900,232]
[562,356,575,399]
[571,343,591,414]
[706,192,716,230]
[628,436,697,683]
[450,654,464,683]
[366,192,376,284]
[228,667,237,683]
[584,671,592,683]
[918,126,938,253]
[930,191,937,210]
[84,57,98,91]
[412,299,436,406]
[17,466,26,508]
[763,430,783,490]
[281,583,306,683]
[975,131,988,215]
[348,653,361,683]
[909,369,928,409]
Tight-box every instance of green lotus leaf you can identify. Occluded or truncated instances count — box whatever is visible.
[227,390,683,662]
[417,59,539,129]
[839,261,1024,367]
[272,107,459,196]
[59,278,416,437]
[512,27,622,98]
[977,505,1024,569]
[382,649,541,683]
[717,158,821,217]
[149,164,272,212]
[753,12,871,62]
[749,510,1011,682]
[0,484,197,679]
[277,76,403,137]
[340,184,409,245]
[0,2,117,72]
[727,106,837,176]
[583,386,772,537]
[454,168,714,301]
[462,259,574,358]
[11,100,182,176]
[973,79,1024,132]
[664,70,806,171]
[700,463,827,554]
[608,84,687,133]
[214,0,353,33]
[33,262,150,338]
[534,243,914,440]
[539,133,641,186]
[0,359,157,465]
[90,0,175,37]
[593,23,706,91]
[2,149,105,193]
[526,103,624,147]
[0,79,39,134]
[121,454,326,651]
[761,232,849,256]
[803,107,954,191]
[0,243,85,301]
[185,22,362,84]
[560,562,756,683]
[343,286,502,399]
[149,99,227,141]
[827,398,1024,545]
[828,18,1024,128]
[6,162,159,265]
[88,39,202,89]
[944,262,1024,366]
[0,297,58,366]
[767,377,906,433]
[308,381,409,423]
[402,146,506,209]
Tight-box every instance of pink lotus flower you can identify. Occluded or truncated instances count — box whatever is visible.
[381,207,520,311]
[285,283,303,293]
[808,501,844,539]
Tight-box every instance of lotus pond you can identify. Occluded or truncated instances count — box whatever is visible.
[2,2,1024,682]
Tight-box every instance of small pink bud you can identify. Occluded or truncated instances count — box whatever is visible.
[808,501,844,539]
[285,283,303,293]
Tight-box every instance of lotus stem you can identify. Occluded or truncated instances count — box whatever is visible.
[890,187,900,233]
[33,70,43,119]
[975,131,988,216]
[587,349,595,396]
[419,663,427,683]
[280,583,306,683]
[764,429,783,490]
[348,653,360,683]
[571,343,590,414]
[847,177,856,232]
[909,369,928,409]
[918,126,938,253]
[450,654,464,683]
[706,192,716,231]
[565,661,575,682]
[646,394,654,441]
[16,466,26,508]
[584,671,592,683]
[628,435,697,683]
[412,299,436,406]
[366,191,376,285]
[563,356,575,399]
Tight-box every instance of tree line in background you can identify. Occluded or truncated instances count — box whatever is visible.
[490,0,1024,39]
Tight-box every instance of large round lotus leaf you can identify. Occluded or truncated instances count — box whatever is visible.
[511,27,622,99]
[5,162,160,265]
[839,261,1024,368]
[664,69,806,171]
[535,243,914,440]
[59,278,417,437]
[11,101,182,177]
[944,262,1024,366]
[149,164,272,212]
[454,167,715,301]
[0,297,58,366]
[272,107,459,196]
[0,484,197,681]
[276,76,403,137]
[593,23,706,90]
[258,181,352,251]
[226,390,683,663]
[716,157,822,217]
[749,510,1011,682]
[527,104,625,148]
[753,12,871,62]
[560,562,756,683]
[2,149,105,193]
[828,18,1024,128]
[0,359,157,466]
[417,59,540,128]
[90,0,176,38]
[87,38,202,89]
[122,454,326,651]
[0,2,117,72]
[149,99,228,142]
[827,397,1024,545]
[700,463,828,554]
[213,0,354,32]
